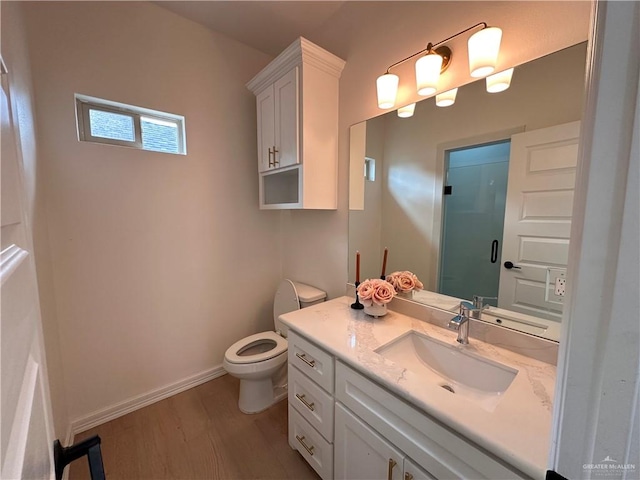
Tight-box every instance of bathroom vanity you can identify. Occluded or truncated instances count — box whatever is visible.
[280,296,556,480]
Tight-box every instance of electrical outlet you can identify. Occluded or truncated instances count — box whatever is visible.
[554,277,566,296]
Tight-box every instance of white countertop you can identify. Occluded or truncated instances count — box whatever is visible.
[279,296,556,479]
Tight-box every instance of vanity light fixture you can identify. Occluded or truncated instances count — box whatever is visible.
[376,22,502,109]
[397,103,416,118]
[486,68,514,93]
[436,88,458,107]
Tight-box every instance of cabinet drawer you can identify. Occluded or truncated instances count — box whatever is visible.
[289,365,334,441]
[289,404,334,480]
[335,361,527,480]
[288,331,334,393]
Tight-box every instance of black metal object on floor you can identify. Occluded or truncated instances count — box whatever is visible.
[53,435,105,480]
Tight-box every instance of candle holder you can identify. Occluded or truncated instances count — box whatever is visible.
[351,281,364,310]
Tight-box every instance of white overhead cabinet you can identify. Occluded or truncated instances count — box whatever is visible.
[247,37,345,209]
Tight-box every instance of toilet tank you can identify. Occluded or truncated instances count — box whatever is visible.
[293,281,327,308]
[273,280,326,336]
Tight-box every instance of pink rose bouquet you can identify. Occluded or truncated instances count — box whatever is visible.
[385,271,424,293]
[357,278,396,306]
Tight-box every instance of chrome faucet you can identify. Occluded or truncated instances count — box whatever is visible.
[471,295,497,319]
[448,301,477,344]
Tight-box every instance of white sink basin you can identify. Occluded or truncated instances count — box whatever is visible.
[375,331,518,411]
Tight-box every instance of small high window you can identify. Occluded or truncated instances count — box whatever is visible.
[75,95,186,155]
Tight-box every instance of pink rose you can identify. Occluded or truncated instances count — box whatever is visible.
[385,271,423,293]
[372,281,395,305]
[357,280,375,302]
[357,278,396,306]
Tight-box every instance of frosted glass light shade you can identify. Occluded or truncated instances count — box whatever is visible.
[397,103,416,118]
[436,88,458,107]
[377,73,399,109]
[416,53,443,96]
[468,26,502,78]
[486,68,514,93]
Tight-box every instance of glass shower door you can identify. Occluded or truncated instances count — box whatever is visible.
[438,141,510,305]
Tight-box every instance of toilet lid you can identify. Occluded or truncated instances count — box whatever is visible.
[273,279,301,331]
[224,331,287,364]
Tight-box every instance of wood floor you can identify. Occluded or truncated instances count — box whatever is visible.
[70,374,319,480]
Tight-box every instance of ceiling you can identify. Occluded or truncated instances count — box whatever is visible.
[156,1,348,57]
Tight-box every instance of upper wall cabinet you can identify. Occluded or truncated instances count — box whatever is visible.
[247,37,346,210]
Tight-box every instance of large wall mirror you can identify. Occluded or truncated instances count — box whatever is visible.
[349,43,587,342]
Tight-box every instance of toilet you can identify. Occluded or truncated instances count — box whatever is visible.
[223,279,326,414]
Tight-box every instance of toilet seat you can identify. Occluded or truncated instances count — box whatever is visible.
[224,331,287,365]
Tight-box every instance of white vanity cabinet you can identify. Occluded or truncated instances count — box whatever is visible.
[334,361,529,480]
[287,331,335,480]
[286,328,532,480]
[247,37,345,210]
[334,403,436,480]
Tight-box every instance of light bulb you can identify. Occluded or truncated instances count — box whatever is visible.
[468,26,502,78]
[376,73,399,109]
[397,103,416,118]
[415,53,443,96]
[436,88,458,107]
[486,68,514,93]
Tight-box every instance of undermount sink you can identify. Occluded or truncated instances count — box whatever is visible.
[375,331,518,411]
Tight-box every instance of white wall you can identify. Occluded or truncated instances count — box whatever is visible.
[283,1,591,296]
[22,1,282,427]
[0,1,68,442]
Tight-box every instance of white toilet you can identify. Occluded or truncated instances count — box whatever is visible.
[223,279,326,414]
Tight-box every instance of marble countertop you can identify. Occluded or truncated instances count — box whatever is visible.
[279,296,556,479]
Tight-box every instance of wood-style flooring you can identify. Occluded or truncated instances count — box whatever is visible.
[70,374,319,480]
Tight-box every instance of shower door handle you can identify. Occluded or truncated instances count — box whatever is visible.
[490,240,499,263]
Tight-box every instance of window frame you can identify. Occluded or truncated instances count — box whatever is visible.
[75,94,186,155]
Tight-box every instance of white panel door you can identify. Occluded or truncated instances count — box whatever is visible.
[498,121,580,321]
[334,403,404,480]
[0,60,55,479]
[274,67,299,169]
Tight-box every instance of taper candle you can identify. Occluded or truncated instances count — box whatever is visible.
[381,248,388,278]
[355,251,360,283]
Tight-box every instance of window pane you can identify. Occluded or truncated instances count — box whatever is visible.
[89,109,135,142]
[141,117,179,154]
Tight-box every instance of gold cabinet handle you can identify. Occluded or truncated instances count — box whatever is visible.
[295,393,315,411]
[296,352,316,368]
[295,435,315,456]
[404,473,414,480]
[268,146,280,168]
[388,458,397,480]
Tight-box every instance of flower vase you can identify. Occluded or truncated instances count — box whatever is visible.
[397,290,413,299]
[364,303,388,318]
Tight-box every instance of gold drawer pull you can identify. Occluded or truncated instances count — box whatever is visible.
[404,473,414,480]
[295,435,315,456]
[388,459,397,480]
[295,393,315,411]
[296,352,316,368]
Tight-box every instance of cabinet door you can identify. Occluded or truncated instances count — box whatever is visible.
[274,66,299,169]
[256,84,275,172]
[403,458,437,480]
[334,403,403,480]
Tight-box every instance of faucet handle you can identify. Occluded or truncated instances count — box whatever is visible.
[459,301,475,315]
[472,295,497,309]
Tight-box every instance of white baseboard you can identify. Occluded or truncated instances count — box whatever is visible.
[70,365,226,435]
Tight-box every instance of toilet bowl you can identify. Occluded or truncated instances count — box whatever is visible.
[223,279,326,414]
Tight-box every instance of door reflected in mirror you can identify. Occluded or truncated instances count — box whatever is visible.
[349,43,588,342]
